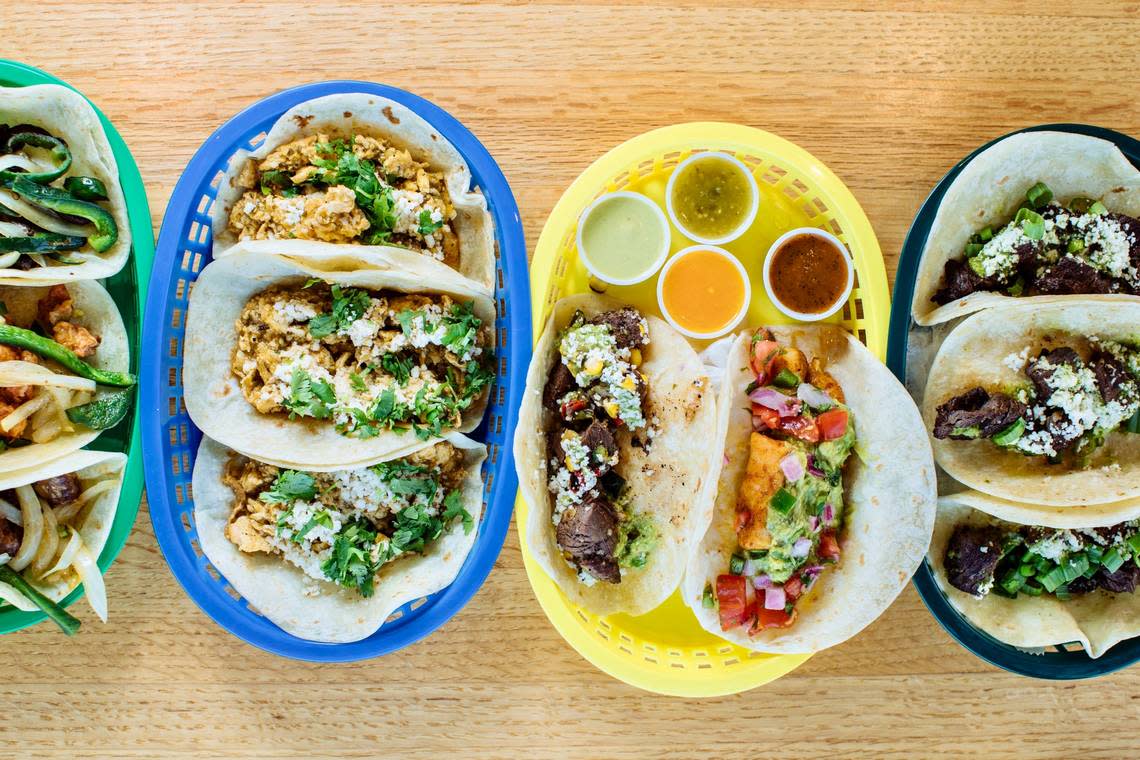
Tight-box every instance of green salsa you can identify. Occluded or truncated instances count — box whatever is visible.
[579,193,668,283]
[669,155,754,241]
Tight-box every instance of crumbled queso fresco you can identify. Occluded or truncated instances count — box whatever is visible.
[557,323,646,431]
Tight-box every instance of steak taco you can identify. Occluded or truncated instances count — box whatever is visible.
[183,241,495,470]
[912,131,1140,326]
[192,433,485,643]
[515,295,720,616]
[0,84,129,283]
[924,300,1140,507]
[931,495,1140,658]
[683,326,936,653]
[211,92,495,292]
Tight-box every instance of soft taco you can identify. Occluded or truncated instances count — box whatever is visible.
[931,495,1140,658]
[0,281,133,473]
[912,131,1140,326]
[211,92,495,292]
[515,295,720,616]
[192,433,485,643]
[0,84,130,283]
[924,300,1140,507]
[682,326,936,653]
[0,449,127,633]
[182,241,495,470]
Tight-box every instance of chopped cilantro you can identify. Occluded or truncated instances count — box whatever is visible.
[259,470,317,504]
[442,489,474,534]
[291,509,334,544]
[307,138,396,244]
[259,169,296,197]
[379,353,413,384]
[282,368,335,420]
[308,285,371,338]
[438,301,483,358]
[418,209,443,237]
[395,309,421,337]
[320,519,380,597]
[349,372,367,393]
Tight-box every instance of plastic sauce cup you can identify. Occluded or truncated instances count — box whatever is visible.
[657,245,751,339]
[576,191,671,287]
[762,227,854,322]
[665,152,760,246]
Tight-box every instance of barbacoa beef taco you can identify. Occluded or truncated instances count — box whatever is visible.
[211,92,495,293]
[183,241,494,470]
[0,281,133,473]
[0,84,129,283]
[912,131,1140,326]
[931,495,1140,658]
[924,300,1140,507]
[682,326,936,653]
[193,433,485,643]
[515,295,720,616]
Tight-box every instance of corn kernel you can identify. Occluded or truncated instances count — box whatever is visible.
[604,401,620,418]
[630,348,642,365]
[564,456,576,471]
[585,358,604,375]
[620,375,636,391]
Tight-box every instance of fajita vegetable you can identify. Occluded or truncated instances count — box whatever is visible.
[0,85,130,282]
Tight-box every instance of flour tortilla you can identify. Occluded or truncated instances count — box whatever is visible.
[930,496,1140,658]
[182,240,495,470]
[912,131,1140,326]
[682,326,937,653]
[0,280,130,473]
[0,84,131,283]
[515,294,721,616]
[923,300,1140,508]
[210,92,495,293]
[0,449,127,610]
[192,433,485,643]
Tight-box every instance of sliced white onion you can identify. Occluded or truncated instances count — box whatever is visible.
[764,586,786,610]
[0,361,96,391]
[72,539,106,622]
[28,501,59,578]
[0,498,21,525]
[0,220,35,237]
[0,552,8,566]
[2,392,47,432]
[8,486,42,571]
[45,527,80,576]
[0,189,90,237]
[797,383,833,409]
[0,252,20,269]
[0,155,47,175]
[0,580,37,611]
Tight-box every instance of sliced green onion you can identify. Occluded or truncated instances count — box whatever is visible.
[964,242,984,257]
[1054,585,1072,601]
[1088,200,1108,216]
[1128,534,1140,555]
[999,568,1025,595]
[1026,181,1053,208]
[1067,237,1086,254]
[1014,207,1045,240]
[991,418,1025,446]
[1039,565,1067,593]
[1103,547,1126,573]
[1007,278,1024,297]
[1068,197,1095,214]
[1020,580,1043,596]
[1018,562,1035,577]
[977,226,994,242]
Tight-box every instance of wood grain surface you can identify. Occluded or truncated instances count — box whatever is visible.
[5,1,1140,757]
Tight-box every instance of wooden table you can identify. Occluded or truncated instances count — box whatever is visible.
[6,2,1140,757]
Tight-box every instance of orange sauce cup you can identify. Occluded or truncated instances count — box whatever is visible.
[656,245,750,339]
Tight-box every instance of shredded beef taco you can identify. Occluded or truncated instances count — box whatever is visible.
[211,92,495,293]
[514,294,720,616]
[912,131,1140,326]
[682,326,936,653]
[931,495,1140,658]
[923,300,1140,508]
[0,84,130,283]
[192,433,485,643]
[183,241,495,470]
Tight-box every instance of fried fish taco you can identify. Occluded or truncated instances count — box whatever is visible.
[912,131,1140,326]
[211,92,495,292]
[192,433,485,643]
[682,326,936,653]
[924,300,1140,508]
[515,295,720,616]
[0,84,129,283]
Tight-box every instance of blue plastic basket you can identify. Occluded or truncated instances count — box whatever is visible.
[141,81,529,661]
[888,123,1140,679]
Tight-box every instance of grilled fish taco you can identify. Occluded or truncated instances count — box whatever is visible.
[682,326,936,653]
[0,84,129,283]
[183,241,494,470]
[211,92,495,292]
[192,433,485,643]
[913,131,1140,326]
[924,300,1140,508]
[515,295,719,616]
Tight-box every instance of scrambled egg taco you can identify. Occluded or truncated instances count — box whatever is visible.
[515,294,720,616]
[924,300,1140,509]
[192,434,485,643]
[182,241,495,470]
[683,325,936,653]
[211,92,495,293]
[912,131,1140,326]
[0,84,129,283]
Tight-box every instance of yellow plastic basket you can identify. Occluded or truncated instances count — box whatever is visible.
[518,122,889,696]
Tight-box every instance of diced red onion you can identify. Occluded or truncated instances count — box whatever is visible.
[808,515,820,532]
[779,453,804,482]
[797,383,833,408]
[764,586,786,610]
[803,564,825,576]
[749,387,801,417]
[806,454,825,479]
[742,558,756,577]
[752,574,773,589]
[823,503,834,522]
[723,453,730,465]
[791,537,812,558]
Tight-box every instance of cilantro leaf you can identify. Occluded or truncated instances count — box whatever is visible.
[349,372,367,393]
[292,509,333,544]
[320,519,380,597]
[282,368,335,420]
[259,470,317,504]
[417,209,443,237]
[379,353,412,385]
[308,285,371,338]
[443,489,474,534]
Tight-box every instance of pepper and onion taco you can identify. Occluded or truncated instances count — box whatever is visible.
[912,131,1140,326]
[682,326,936,653]
[0,281,133,473]
[183,241,494,471]
[192,433,484,643]
[0,84,129,283]
[515,294,720,616]
[211,92,495,293]
[931,495,1140,658]
[924,300,1140,508]
[0,449,127,635]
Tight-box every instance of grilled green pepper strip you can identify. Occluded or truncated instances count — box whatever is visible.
[0,132,72,183]
[66,388,133,430]
[0,324,135,387]
[62,176,108,201]
[2,175,117,253]
[0,233,86,253]
[0,564,80,636]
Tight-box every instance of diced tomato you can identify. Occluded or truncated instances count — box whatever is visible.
[734,508,751,533]
[559,397,587,419]
[750,339,780,381]
[819,529,841,561]
[784,575,804,601]
[752,606,795,632]
[751,405,780,430]
[779,415,820,443]
[816,409,849,441]
[716,574,750,630]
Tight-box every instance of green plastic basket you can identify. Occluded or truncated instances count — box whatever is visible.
[0,60,152,634]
